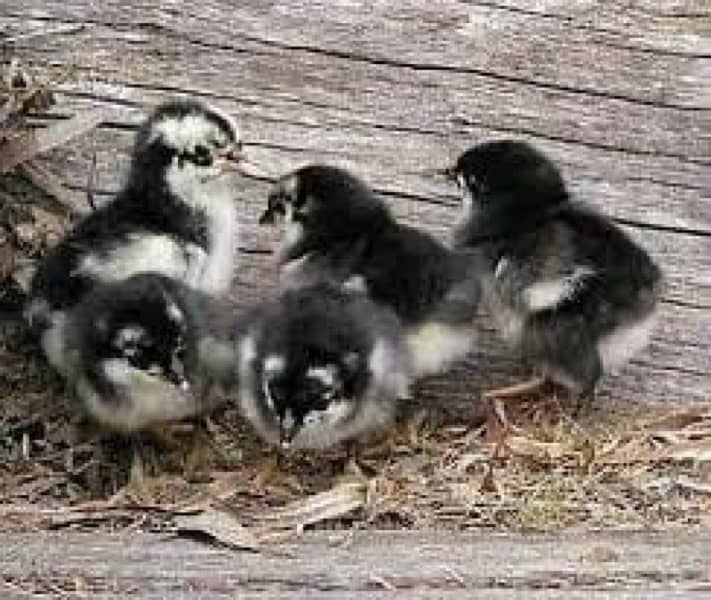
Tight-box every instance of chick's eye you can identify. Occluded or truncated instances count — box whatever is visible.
[306,388,330,411]
[311,398,329,412]
[193,145,213,166]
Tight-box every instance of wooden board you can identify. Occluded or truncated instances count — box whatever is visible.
[2,530,711,597]
[0,0,709,408]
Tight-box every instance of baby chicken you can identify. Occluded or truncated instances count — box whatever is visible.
[26,98,250,375]
[448,140,662,403]
[236,282,410,450]
[260,165,480,377]
[63,272,236,433]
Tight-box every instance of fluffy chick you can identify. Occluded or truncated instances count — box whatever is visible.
[26,98,249,374]
[236,282,410,450]
[62,273,236,433]
[260,165,480,377]
[449,139,663,400]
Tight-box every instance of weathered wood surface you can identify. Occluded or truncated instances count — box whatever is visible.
[1,0,709,407]
[2,530,711,598]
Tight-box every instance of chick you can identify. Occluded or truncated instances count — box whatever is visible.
[26,98,251,375]
[63,273,236,434]
[259,165,480,377]
[448,140,662,402]
[236,282,410,450]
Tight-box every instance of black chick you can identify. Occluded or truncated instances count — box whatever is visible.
[259,165,480,377]
[26,98,251,375]
[236,282,410,450]
[448,139,663,401]
[63,273,236,433]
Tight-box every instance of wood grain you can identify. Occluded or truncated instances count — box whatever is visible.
[1,530,711,597]
[1,0,709,407]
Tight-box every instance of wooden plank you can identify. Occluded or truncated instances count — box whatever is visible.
[4,21,708,166]
[0,0,708,407]
[30,98,711,236]
[0,109,110,173]
[1,531,711,597]
[463,0,711,56]
[25,118,711,308]
[2,0,709,110]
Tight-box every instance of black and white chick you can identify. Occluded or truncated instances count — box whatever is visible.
[448,139,663,401]
[236,282,411,450]
[259,165,481,377]
[62,273,236,433]
[26,98,250,375]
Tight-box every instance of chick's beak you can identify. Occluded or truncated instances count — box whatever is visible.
[212,146,245,173]
[440,166,459,183]
[213,144,268,178]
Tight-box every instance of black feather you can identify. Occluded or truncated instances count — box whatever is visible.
[266,165,479,327]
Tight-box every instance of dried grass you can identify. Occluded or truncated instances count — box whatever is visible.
[4,350,710,541]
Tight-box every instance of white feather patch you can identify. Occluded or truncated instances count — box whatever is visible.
[78,359,199,432]
[598,311,658,374]
[183,243,208,289]
[343,275,368,293]
[165,162,239,295]
[461,186,473,214]
[405,322,474,377]
[238,335,257,368]
[282,221,303,253]
[40,310,69,375]
[281,174,298,199]
[74,233,189,283]
[523,267,595,312]
[452,182,476,233]
[261,355,285,411]
[494,256,510,280]
[116,326,145,346]
[196,336,236,384]
[165,300,184,324]
[305,364,337,387]
[264,354,286,375]
[151,113,237,153]
[237,335,279,445]
[290,399,360,450]
[369,338,411,400]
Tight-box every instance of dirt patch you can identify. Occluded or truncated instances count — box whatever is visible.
[2,320,711,539]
